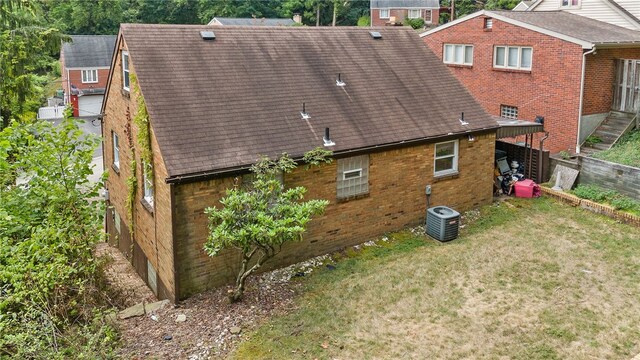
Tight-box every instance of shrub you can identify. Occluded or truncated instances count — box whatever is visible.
[404,18,425,29]
[357,15,370,27]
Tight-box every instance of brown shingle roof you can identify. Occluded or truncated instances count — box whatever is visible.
[491,10,640,45]
[120,25,497,179]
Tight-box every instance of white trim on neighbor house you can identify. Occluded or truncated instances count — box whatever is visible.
[512,1,532,11]
[379,8,390,19]
[420,10,595,49]
[408,9,422,19]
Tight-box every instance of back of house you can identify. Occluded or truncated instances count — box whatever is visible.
[523,0,640,30]
[101,25,499,302]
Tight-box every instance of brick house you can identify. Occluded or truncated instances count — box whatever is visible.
[61,35,116,118]
[520,0,640,31]
[101,25,499,302]
[371,0,440,27]
[422,10,640,155]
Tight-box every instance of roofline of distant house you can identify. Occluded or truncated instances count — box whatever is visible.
[527,0,640,29]
[419,10,640,49]
[65,66,111,70]
[370,6,440,9]
[164,127,499,184]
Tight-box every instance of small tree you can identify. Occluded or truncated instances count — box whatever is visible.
[204,148,332,302]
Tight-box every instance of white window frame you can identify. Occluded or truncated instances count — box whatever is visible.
[484,18,493,29]
[561,0,580,8]
[443,44,474,66]
[434,140,459,176]
[81,69,98,83]
[112,131,120,169]
[424,9,433,24]
[493,46,533,71]
[122,51,130,91]
[379,8,390,19]
[143,161,153,205]
[408,9,421,19]
[500,105,519,119]
[337,155,369,199]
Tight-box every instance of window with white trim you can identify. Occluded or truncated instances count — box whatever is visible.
[143,161,153,205]
[425,10,432,23]
[114,210,121,234]
[494,46,532,70]
[561,0,580,7]
[112,131,120,169]
[443,44,474,66]
[337,155,369,199]
[379,9,390,19]
[434,140,459,176]
[122,51,130,91]
[408,9,421,19]
[81,69,98,83]
[484,18,493,29]
[500,105,518,119]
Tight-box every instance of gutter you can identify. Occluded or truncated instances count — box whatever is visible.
[577,46,597,154]
[165,126,499,185]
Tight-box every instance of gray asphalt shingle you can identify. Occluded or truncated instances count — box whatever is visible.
[62,35,117,68]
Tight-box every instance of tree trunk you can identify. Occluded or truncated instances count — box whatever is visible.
[1,107,11,130]
[450,0,455,21]
[332,0,337,26]
[316,3,321,26]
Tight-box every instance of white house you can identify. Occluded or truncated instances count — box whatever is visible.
[521,0,640,30]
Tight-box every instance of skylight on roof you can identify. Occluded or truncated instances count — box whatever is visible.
[200,31,216,40]
[369,31,382,39]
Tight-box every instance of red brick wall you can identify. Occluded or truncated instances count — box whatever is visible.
[66,68,111,91]
[423,16,584,154]
[583,48,640,115]
[103,38,177,302]
[174,133,496,299]
[371,8,439,26]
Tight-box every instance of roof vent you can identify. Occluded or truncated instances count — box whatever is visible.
[459,112,469,126]
[301,102,310,120]
[369,31,382,39]
[200,31,216,40]
[323,127,335,147]
[336,73,346,87]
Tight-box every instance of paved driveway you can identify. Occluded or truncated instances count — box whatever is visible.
[50,117,104,184]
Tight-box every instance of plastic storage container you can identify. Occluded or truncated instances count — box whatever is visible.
[514,179,535,198]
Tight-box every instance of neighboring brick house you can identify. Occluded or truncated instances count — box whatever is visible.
[522,0,640,31]
[422,10,640,154]
[101,25,499,302]
[371,0,440,27]
[61,35,116,118]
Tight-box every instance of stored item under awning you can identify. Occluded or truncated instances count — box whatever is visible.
[495,117,544,139]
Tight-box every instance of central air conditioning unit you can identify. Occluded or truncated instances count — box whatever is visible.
[426,206,460,242]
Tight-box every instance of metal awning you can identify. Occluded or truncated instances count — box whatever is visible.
[495,117,544,139]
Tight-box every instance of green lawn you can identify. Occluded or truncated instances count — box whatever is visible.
[594,129,640,168]
[232,198,640,359]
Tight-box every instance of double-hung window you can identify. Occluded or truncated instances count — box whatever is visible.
[434,140,459,176]
[379,9,390,19]
[561,0,579,7]
[143,161,153,206]
[444,44,474,66]
[408,9,421,19]
[112,131,120,169]
[494,46,532,71]
[81,69,98,83]
[122,51,130,91]
[337,155,369,199]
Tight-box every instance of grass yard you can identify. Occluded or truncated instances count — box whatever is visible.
[232,197,640,359]
[594,129,640,168]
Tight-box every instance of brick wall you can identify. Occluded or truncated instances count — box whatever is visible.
[66,68,111,91]
[174,133,496,299]
[423,16,584,154]
[371,8,439,26]
[583,48,640,115]
[103,38,177,302]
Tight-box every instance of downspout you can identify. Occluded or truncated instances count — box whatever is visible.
[66,68,71,105]
[577,46,596,154]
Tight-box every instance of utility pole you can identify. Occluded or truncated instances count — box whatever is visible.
[451,0,455,21]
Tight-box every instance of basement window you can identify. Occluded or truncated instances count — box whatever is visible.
[147,260,158,295]
[501,105,519,119]
[337,155,369,199]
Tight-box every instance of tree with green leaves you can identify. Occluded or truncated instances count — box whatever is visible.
[0,0,66,129]
[205,149,332,302]
[0,113,115,357]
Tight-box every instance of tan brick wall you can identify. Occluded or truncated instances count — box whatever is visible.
[174,133,496,299]
[103,38,176,302]
[583,48,640,115]
[423,16,584,154]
